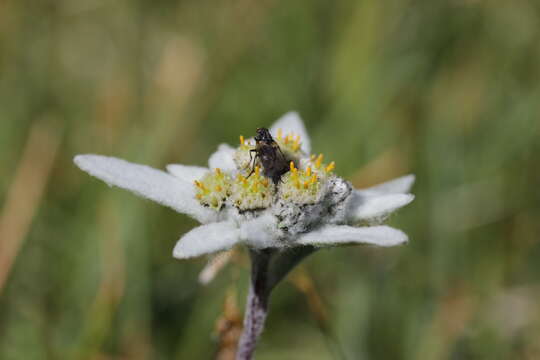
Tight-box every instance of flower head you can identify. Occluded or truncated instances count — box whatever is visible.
[194,168,231,210]
[74,112,415,259]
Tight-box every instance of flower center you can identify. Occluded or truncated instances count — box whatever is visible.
[275,128,303,155]
[194,168,231,210]
[198,131,338,213]
[233,135,254,173]
[279,162,324,204]
[230,166,275,211]
[307,153,335,175]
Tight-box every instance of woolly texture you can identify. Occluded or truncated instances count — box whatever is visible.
[74,112,415,260]
[359,174,416,195]
[208,144,237,173]
[297,225,408,247]
[166,164,209,183]
[347,192,415,223]
[74,154,216,224]
[173,221,240,259]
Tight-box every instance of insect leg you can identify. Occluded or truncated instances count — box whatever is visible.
[246,150,258,179]
[243,149,258,171]
[249,149,257,165]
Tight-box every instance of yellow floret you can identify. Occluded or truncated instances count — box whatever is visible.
[315,154,323,168]
[233,139,253,172]
[194,168,232,210]
[278,165,323,204]
[307,153,336,176]
[325,161,335,173]
[276,128,304,156]
[230,166,275,210]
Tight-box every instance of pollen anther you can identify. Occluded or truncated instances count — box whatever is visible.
[325,161,335,172]
[315,154,324,168]
[290,161,297,173]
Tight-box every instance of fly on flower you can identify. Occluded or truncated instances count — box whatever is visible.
[247,127,290,185]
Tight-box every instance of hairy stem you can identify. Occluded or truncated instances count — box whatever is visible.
[266,246,316,292]
[235,247,317,359]
[236,249,272,360]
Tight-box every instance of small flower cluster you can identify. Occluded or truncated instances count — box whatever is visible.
[275,128,302,158]
[194,168,231,210]
[232,136,254,172]
[279,163,321,204]
[230,167,274,211]
[197,131,336,216]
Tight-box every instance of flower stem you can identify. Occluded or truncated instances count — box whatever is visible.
[266,246,316,292]
[236,249,272,360]
[236,247,316,359]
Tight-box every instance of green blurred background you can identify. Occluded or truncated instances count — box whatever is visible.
[1,0,540,359]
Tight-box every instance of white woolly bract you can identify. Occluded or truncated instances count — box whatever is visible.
[74,154,217,224]
[357,174,415,196]
[347,192,414,223]
[239,213,282,249]
[173,221,240,259]
[166,164,209,183]
[297,225,408,247]
[208,144,237,173]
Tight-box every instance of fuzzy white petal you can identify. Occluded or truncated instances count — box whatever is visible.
[358,174,416,196]
[74,154,216,223]
[239,213,281,249]
[208,144,237,173]
[269,111,311,154]
[166,164,209,183]
[297,225,408,247]
[173,222,240,259]
[348,192,414,222]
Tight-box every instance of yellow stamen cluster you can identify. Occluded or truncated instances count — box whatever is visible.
[194,168,231,210]
[276,128,302,154]
[238,135,252,150]
[309,153,336,175]
[279,161,322,204]
[230,166,274,210]
[234,135,254,171]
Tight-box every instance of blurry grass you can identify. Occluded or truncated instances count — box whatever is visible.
[1,0,540,359]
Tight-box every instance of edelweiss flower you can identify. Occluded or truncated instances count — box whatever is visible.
[74,112,414,260]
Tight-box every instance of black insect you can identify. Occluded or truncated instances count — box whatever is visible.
[247,127,290,184]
